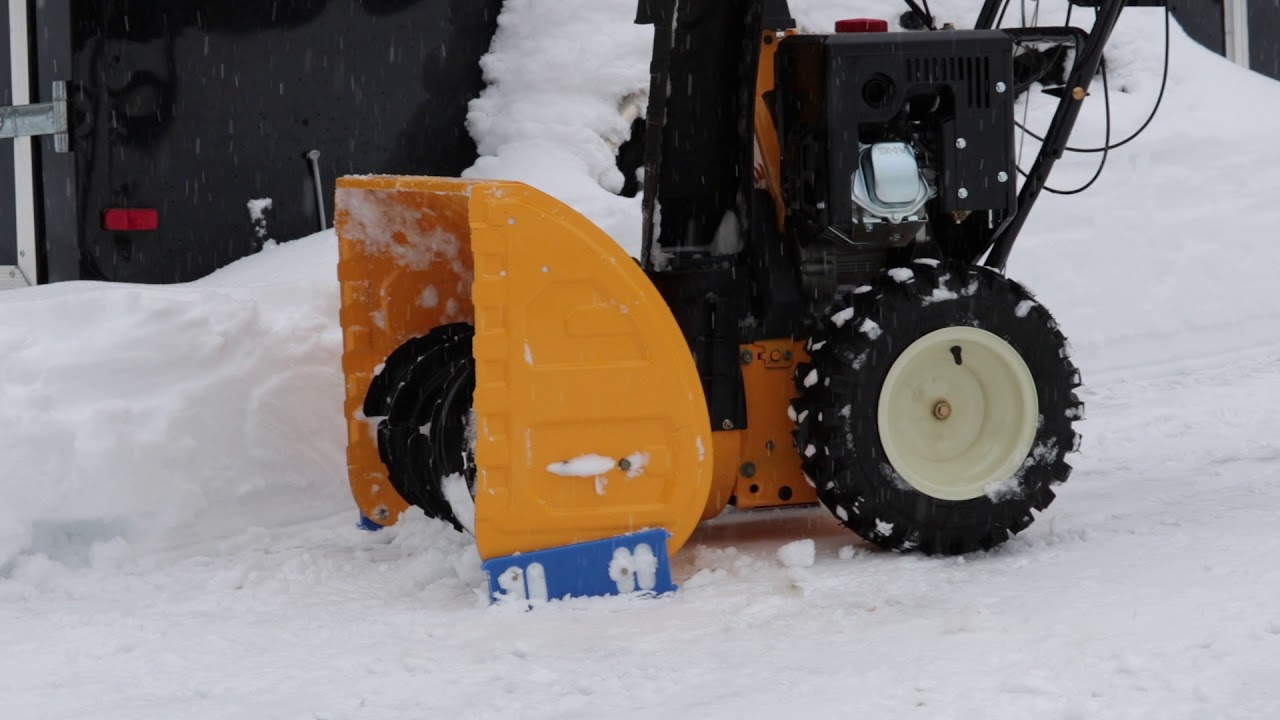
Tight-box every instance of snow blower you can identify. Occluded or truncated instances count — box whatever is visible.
[335,0,1167,603]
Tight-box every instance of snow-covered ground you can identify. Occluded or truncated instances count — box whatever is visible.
[5,1,1280,717]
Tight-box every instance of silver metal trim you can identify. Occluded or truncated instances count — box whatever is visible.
[9,0,37,286]
[1224,0,1250,69]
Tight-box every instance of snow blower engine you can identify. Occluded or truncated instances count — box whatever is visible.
[335,0,1165,604]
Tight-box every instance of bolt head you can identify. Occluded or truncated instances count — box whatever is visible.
[957,188,969,200]
[934,400,953,421]
[740,350,754,365]
[722,419,734,430]
[618,458,632,471]
[997,171,1009,183]
[995,81,1007,93]
[955,138,967,149]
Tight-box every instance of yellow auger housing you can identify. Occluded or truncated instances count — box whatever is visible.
[335,176,715,560]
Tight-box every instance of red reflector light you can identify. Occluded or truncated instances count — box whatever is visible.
[835,18,889,33]
[102,208,159,232]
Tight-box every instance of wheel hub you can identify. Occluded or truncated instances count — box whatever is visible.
[933,400,952,421]
[877,326,1039,501]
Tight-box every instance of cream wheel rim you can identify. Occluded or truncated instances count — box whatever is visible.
[876,326,1038,501]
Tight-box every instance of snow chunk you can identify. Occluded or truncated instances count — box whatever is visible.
[859,319,882,340]
[888,268,915,283]
[523,342,534,366]
[874,519,895,536]
[546,454,615,477]
[923,284,960,305]
[831,307,855,328]
[1015,299,1037,317]
[776,539,816,569]
[803,369,820,387]
[247,198,273,239]
[852,285,873,295]
[835,506,849,522]
[441,473,475,534]
[419,287,440,308]
[838,545,857,560]
[913,258,941,267]
[594,476,608,496]
[696,436,706,461]
[247,198,273,222]
[623,452,650,478]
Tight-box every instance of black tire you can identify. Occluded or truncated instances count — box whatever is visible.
[362,323,476,533]
[792,262,1083,555]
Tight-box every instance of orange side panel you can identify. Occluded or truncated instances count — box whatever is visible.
[335,176,478,526]
[334,177,714,560]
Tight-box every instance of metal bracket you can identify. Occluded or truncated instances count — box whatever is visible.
[0,81,69,152]
[0,265,30,289]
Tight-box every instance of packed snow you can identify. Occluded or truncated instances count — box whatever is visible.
[5,1,1280,718]
[545,454,617,478]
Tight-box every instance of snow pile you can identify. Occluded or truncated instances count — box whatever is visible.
[464,0,652,256]
[0,234,350,570]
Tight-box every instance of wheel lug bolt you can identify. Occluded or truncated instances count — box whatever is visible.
[934,400,952,421]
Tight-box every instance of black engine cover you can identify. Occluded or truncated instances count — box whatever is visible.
[776,30,1016,245]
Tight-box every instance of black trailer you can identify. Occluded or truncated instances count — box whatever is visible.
[0,0,501,288]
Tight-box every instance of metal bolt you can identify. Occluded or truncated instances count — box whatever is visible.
[1071,86,1086,101]
[957,188,969,200]
[740,462,757,479]
[618,458,632,472]
[955,138,967,149]
[934,400,952,421]
[722,419,735,430]
[373,505,391,522]
[995,81,1007,93]
[783,350,793,361]
[765,440,776,452]
[997,171,1009,183]
[740,350,754,365]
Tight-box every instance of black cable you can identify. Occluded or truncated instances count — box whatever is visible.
[995,0,1013,29]
[1014,2,1170,154]
[1019,53,1112,195]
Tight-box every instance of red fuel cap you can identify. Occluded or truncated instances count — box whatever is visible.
[835,18,889,33]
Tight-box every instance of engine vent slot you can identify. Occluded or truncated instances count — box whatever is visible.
[905,56,991,109]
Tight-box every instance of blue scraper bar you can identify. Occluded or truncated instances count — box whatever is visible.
[482,529,678,606]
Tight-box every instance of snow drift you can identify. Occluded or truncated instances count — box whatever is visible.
[0,236,350,568]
